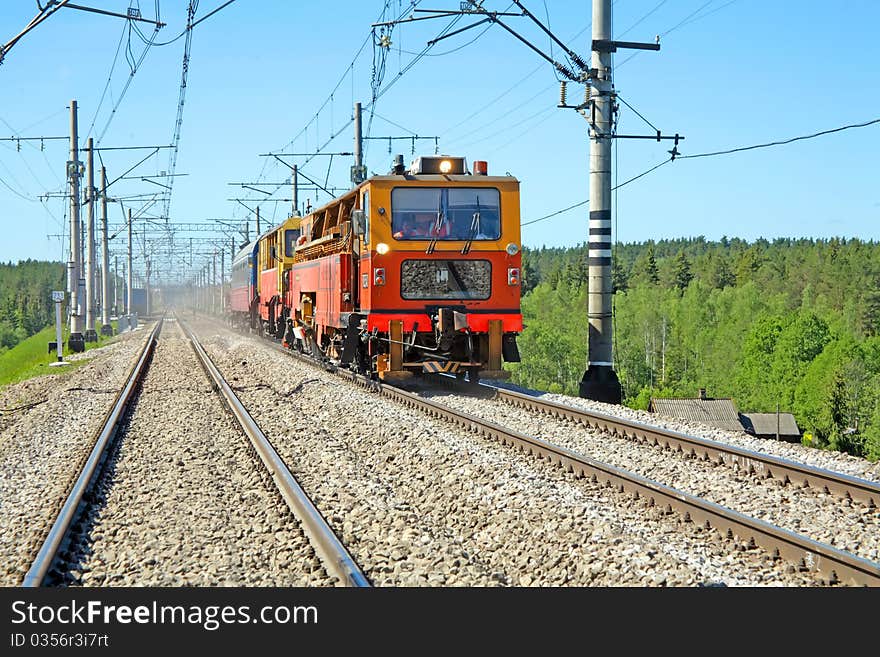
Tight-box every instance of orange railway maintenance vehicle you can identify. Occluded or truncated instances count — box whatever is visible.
[240,154,522,383]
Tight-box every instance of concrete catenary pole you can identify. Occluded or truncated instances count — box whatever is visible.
[220,248,225,312]
[291,164,299,216]
[84,137,96,340]
[113,254,119,315]
[67,100,85,351]
[579,0,622,403]
[100,166,112,335]
[211,252,217,314]
[127,208,133,316]
[352,101,364,185]
[145,257,151,316]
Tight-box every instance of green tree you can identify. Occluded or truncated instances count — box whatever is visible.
[630,243,659,287]
[612,256,629,293]
[735,247,764,285]
[509,237,880,462]
[858,278,880,337]
[706,252,735,289]
[670,250,693,291]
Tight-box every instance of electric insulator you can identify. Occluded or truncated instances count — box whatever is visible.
[570,52,589,71]
[558,81,567,106]
[555,62,577,81]
[585,85,591,104]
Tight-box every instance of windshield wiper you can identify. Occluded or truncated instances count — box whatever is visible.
[461,197,481,254]
[426,192,445,254]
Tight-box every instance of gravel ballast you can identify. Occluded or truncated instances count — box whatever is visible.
[0,326,153,585]
[489,380,880,484]
[192,323,833,586]
[67,320,336,586]
[419,388,880,564]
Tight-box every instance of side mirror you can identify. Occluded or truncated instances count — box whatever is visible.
[352,209,366,236]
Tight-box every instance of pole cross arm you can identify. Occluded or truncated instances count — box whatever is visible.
[610,133,685,141]
[62,3,166,27]
[592,39,660,52]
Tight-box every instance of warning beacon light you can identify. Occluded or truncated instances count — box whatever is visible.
[409,155,467,175]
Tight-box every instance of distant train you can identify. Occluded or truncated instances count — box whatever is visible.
[228,155,522,383]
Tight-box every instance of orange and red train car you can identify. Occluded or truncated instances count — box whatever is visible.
[228,155,522,383]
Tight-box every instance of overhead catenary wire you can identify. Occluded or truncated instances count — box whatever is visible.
[369,112,420,136]
[234,0,469,229]
[84,20,130,141]
[234,0,417,228]
[362,5,468,155]
[132,0,237,47]
[0,174,37,202]
[95,20,162,145]
[161,0,198,221]
[444,0,736,149]
[0,118,62,193]
[440,0,673,144]
[616,0,733,69]
[241,0,705,237]
[521,157,673,227]
[678,117,880,160]
[522,115,880,227]
[1,0,73,64]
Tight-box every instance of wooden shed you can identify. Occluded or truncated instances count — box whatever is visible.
[739,413,801,442]
[648,388,745,433]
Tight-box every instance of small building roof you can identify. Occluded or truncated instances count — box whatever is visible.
[648,397,744,433]
[739,413,800,438]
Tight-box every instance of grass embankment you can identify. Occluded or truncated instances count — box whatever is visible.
[0,321,119,388]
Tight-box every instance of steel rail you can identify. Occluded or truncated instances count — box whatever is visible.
[207,317,880,585]
[179,317,370,588]
[377,383,880,587]
[22,318,164,587]
[482,384,880,508]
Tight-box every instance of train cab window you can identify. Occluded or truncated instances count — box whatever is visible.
[391,187,500,240]
[284,229,300,257]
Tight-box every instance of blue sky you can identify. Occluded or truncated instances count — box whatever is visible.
[1,0,878,279]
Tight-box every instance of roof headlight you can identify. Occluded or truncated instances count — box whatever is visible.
[439,159,453,174]
[506,242,519,255]
[376,242,390,255]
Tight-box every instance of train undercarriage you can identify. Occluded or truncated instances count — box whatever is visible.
[270,303,519,384]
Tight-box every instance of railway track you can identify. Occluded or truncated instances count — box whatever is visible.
[21,314,369,587]
[417,377,880,562]
[22,318,164,586]
[177,316,369,587]
[383,383,880,586]
[212,316,880,586]
[466,379,880,508]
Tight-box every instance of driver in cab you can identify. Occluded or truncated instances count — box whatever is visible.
[393,212,449,239]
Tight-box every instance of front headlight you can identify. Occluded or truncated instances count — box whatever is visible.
[376,242,390,255]
[506,243,519,255]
